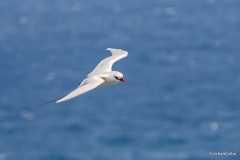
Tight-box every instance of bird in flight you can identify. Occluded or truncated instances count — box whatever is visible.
[37,48,128,107]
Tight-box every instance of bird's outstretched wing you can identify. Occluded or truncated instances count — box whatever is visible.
[37,76,104,106]
[56,76,104,103]
[87,48,128,77]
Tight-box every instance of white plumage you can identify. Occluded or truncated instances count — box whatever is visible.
[37,48,128,106]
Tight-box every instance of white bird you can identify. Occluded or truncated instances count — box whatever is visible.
[37,48,128,107]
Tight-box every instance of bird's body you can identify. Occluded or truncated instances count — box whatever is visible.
[37,48,128,107]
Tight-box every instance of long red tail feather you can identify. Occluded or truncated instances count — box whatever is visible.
[36,95,66,107]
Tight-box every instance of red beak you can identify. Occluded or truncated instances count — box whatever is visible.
[119,77,125,82]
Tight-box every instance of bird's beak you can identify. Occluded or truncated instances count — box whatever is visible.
[119,77,125,82]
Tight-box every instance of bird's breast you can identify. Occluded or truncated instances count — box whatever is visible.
[98,78,118,87]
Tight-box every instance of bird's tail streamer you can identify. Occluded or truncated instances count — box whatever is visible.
[36,95,66,107]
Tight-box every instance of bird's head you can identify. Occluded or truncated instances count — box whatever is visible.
[113,71,125,82]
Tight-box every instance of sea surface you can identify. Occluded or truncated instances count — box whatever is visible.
[0,0,240,160]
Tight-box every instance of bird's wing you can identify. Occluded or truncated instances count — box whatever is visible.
[56,76,104,103]
[87,48,128,77]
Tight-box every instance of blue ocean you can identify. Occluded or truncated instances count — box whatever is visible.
[0,0,239,159]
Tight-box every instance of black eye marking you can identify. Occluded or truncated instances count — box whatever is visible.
[114,76,119,80]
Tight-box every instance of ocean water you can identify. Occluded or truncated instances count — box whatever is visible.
[0,0,240,159]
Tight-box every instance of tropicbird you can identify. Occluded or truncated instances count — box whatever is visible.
[37,48,128,107]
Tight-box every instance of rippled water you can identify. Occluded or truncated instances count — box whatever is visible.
[0,0,240,160]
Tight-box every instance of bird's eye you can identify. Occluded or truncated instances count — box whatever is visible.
[114,76,119,80]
